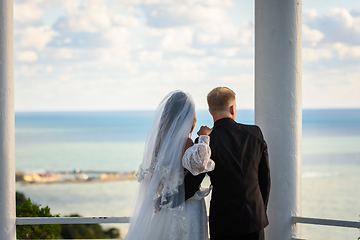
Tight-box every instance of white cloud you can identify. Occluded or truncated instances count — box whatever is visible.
[56,0,141,33]
[194,22,253,48]
[332,43,360,58]
[46,66,53,72]
[56,48,75,59]
[138,50,163,62]
[17,51,38,62]
[96,47,132,65]
[196,32,221,45]
[14,3,43,24]
[303,8,319,19]
[141,1,230,28]
[56,0,112,33]
[303,66,360,108]
[217,58,253,68]
[112,14,139,27]
[303,42,360,61]
[19,26,58,50]
[144,27,195,53]
[161,28,193,51]
[303,8,360,45]
[102,27,130,46]
[302,24,324,46]
[214,48,239,57]
[303,47,332,61]
[12,2,360,111]
[139,0,232,7]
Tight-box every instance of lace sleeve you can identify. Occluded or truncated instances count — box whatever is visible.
[182,135,215,176]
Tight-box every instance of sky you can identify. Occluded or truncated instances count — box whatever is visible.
[13,0,360,111]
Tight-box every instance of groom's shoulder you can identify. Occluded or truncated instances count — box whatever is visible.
[237,122,264,140]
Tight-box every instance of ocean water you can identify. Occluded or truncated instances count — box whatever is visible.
[15,109,360,239]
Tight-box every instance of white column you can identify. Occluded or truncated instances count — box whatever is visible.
[0,0,16,240]
[255,0,302,240]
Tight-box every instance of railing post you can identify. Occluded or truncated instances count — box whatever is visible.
[255,0,302,240]
[0,0,16,239]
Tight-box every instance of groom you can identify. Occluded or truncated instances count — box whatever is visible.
[186,87,270,240]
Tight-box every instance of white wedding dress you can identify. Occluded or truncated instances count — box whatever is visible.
[147,135,214,240]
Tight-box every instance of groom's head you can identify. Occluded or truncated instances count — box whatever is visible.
[207,87,237,121]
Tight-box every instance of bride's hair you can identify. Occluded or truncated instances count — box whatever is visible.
[155,91,192,158]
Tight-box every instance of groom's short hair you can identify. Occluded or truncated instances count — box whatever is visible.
[207,87,236,113]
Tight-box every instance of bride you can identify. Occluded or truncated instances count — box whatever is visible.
[126,90,214,240]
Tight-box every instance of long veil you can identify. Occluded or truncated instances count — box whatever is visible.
[126,91,195,240]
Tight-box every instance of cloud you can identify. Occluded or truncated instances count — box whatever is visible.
[302,24,324,47]
[17,51,38,62]
[332,43,360,58]
[46,66,53,72]
[303,8,360,45]
[102,27,131,46]
[194,21,253,48]
[138,50,163,62]
[55,0,139,33]
[55,1,112,33]
[303,42,360,62]
[14,2,43,24]
[213,48,239,57]
[12,2,360,111]
[303,65,360,108]
[141,1,231,28]
[18,26,58,50]
[56,48,75,59]
[303,47,332,61]
[144,27,195,53]
[112,14,139,27]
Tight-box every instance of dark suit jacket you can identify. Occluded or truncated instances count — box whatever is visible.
[185,117,270,238]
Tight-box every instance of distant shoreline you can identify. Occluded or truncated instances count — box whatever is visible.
[16,170,137,184]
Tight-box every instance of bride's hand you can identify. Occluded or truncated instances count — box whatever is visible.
[197,126,212,136]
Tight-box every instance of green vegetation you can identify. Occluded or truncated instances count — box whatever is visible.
[16,192,121,239]
[16,192,60,239]
[60,214,120,239]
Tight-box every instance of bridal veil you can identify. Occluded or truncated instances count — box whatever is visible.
[126,90,195,240]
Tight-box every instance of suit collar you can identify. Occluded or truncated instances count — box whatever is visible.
[213,117,236,128]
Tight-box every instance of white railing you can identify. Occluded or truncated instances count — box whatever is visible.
[16,216,130,225]
[16,216,360,240]
[291,216,360,240]
[292,216,360,229]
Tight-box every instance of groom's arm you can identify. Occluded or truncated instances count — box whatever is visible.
[184,172,206,200]
[258,140,270,208]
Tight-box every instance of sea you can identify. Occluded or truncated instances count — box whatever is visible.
[15,109,360,240]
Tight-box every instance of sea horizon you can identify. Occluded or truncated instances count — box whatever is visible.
[14,107,360,113]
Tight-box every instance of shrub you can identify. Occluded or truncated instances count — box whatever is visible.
[16,192,61,239]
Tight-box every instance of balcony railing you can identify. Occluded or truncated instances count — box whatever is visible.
[291,216,360,240]
[16,216,360,240]
[16,216,130,225]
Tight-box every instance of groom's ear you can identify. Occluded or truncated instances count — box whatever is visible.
[230,105,235,116]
